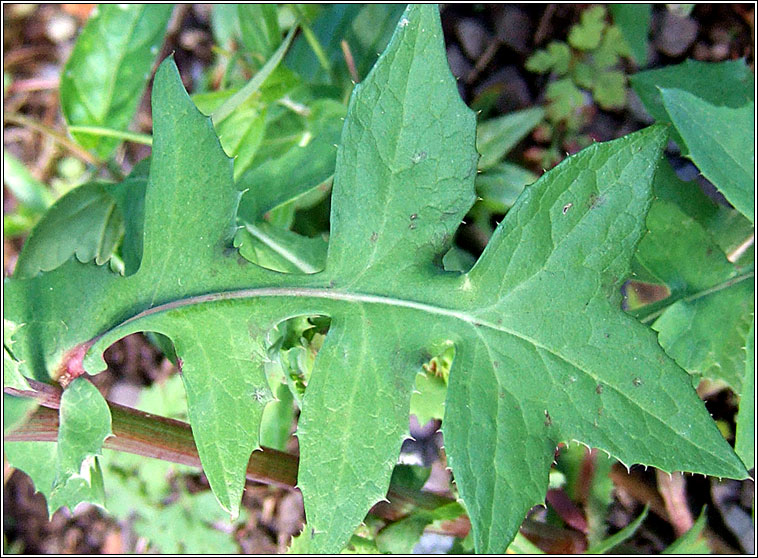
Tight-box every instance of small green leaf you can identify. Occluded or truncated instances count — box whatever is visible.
[630,59,753,144]
[592,26,632,69]
[609,4,651,66]
[12,379,113,516]
[260,381,295,451]
[476,107,545,170]
[546,78,585,122]
[660,87,754,223]
[525,42,571,75]
[238,4,281,62]
[568,6,607,51]
[572,61,595,89]
[211,25,298,125]
[662,507,710,554]
[12,182,125,278]
[234,222,327,274]
[586,506,648,554]
[476,162,538,214]
[236,99,345,220]
[49,378,112,514]
[632,199,753,391]
[60,5,173,158]
[593,70,627,110]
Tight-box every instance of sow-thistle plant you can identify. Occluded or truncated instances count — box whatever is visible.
[3,4,754,554]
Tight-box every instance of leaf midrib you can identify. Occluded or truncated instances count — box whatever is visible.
[93,282,742,474]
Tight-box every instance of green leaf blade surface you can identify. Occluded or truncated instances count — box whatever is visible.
[60,5,173,158]
[48,378,111,514]
[609,4,651,66]
[3,5,750,555]
[735,320,755,469]
[660,87,754,223]
[449,125,748,552]
[326,4,478,286]
[630,176,754,393]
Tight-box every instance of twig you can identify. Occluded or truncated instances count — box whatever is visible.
[8,77,60,93]
[534,4,557,45]
[465,41,500,84]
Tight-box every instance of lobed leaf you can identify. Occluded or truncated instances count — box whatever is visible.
[4,5,749,554]
[568,6,607,51]
[49,377,112,514]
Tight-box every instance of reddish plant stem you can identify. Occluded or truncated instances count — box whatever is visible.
[5,381,587,550]
[4,379,298,488]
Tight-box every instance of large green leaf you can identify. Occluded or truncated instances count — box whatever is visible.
[660,87,754,223]
[4,5,747,554]
[60,5,173,158]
